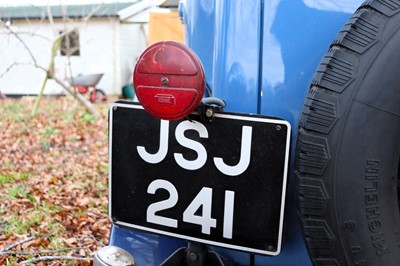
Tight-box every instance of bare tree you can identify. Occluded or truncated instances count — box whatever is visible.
[0,4,102,116]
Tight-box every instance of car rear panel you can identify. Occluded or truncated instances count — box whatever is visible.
[108,0,364,265]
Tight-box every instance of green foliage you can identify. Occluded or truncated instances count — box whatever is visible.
[80,112,97,123]
[0,173,29,184]
[2,101,25,121]
[39,126,59,137]
[0,97,110,263]
[6,184,36,205]
[38,126,59,150]
[3,215,38,236]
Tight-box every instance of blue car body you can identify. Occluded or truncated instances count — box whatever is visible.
[108,0,364,265]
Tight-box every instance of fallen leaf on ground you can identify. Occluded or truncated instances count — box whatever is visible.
[0,97,112,265]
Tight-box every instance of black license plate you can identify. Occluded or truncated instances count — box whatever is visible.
[109,102,290,255]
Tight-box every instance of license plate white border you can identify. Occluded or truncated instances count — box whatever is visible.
[108,102,291,256]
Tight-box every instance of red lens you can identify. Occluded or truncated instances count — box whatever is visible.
[133,41,205,120]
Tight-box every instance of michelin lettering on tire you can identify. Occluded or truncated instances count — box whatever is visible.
[295,0,400,265]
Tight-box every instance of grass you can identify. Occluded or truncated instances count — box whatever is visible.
[2,101,26,121]
[0,96,112,265]
[3,214,42,236]
[0,173,29,184]
[80,112,97,124]
[6,184,30,199]
[38,126,60,151]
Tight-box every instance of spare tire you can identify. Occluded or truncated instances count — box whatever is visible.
[295,1,400,265]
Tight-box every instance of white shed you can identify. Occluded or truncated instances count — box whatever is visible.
[0,1,154,96]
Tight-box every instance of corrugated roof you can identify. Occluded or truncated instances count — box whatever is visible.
[159,0,179,8]
[0,2,139,20]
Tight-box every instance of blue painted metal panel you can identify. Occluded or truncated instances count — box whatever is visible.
[260,0,363,126]
[211,0,262,113]
[182,0,216,89]
[109,226,186,265]
[254,1,363,265]
[108,0,365,265]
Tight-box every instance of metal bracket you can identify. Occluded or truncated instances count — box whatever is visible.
[160,242,225,266]
[196,97,226,122]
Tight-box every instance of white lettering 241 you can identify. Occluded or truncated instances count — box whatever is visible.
[137,120,253,176]
[146,179,235,239]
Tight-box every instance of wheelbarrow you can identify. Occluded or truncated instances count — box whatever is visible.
[68,73,107,102]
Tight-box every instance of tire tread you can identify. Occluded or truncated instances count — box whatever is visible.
[295,1,399,265]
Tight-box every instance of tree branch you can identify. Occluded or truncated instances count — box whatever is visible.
[47,4,57,37]
[0,235,36,254]
[0,62,21,78]
[2,246,91,256]
[1,4,101,117]
[0,31,51,42]
[82,5,102,24]
[51,75,100,116]
[1,21,38,67]
[0,62,47,79]
[20,255,93,264]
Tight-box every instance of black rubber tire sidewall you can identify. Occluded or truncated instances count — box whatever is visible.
[92,89,106,103]
[295,2,400,266]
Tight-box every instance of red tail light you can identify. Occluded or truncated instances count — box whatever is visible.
[133,41,205,120]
